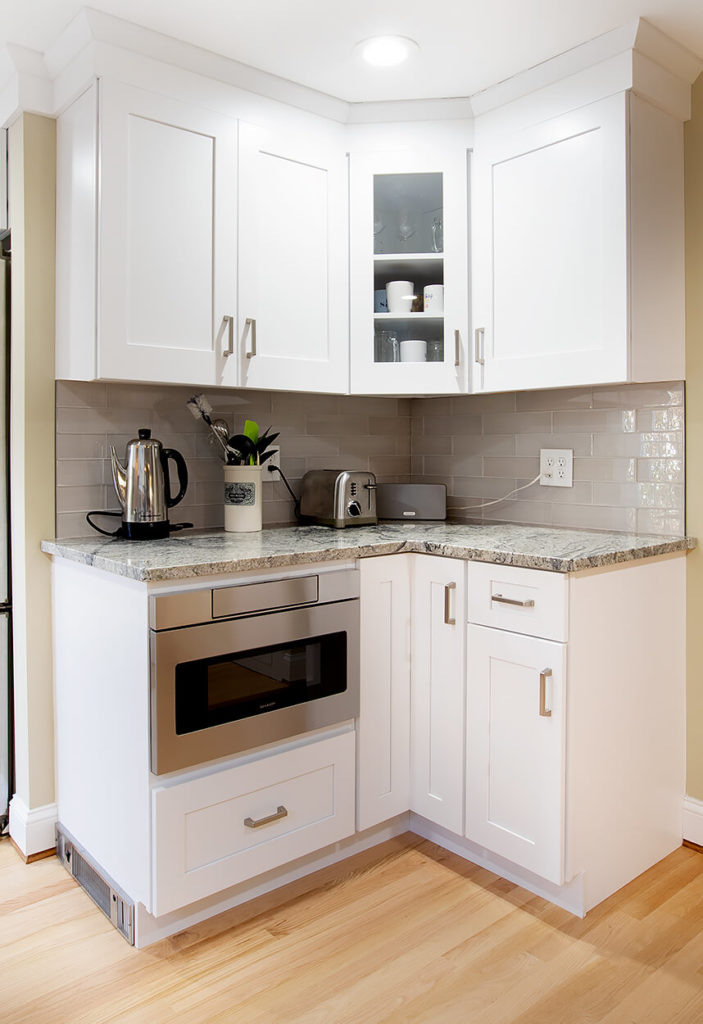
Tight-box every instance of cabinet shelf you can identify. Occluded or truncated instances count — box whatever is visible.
[374,313,443,322]
[373,253,443,261]
[374,255,444,281]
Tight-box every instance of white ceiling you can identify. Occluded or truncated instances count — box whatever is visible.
[2,0,703,103]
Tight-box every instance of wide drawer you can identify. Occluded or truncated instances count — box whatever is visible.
[151,730,355,917]
[466,563,568,641]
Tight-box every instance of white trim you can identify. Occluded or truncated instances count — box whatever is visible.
[9,796,58,856]
[682,797,703,847]
[409,814,586,917]
[0,9,696,130]
[135,813,410,947]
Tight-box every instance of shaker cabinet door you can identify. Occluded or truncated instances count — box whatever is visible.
[231,123,349,393]
[410,555,466,834]
[472,93,628,392]
[465,624,566,884]
[357,555,411,831]
[98,80,237,385]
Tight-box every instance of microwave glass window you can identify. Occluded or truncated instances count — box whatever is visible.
[175,631,347,734]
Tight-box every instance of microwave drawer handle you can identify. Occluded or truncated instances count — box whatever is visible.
[244,805,288,829]
[491,593,535,608]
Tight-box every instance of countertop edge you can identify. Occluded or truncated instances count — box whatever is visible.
[40,533,696,582]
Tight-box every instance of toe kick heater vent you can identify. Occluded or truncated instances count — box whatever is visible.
[56,824,135,944]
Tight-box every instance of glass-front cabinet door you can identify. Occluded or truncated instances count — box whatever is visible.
[350,147,470,394]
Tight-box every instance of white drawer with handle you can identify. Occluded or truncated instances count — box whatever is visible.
[466,562,568,641]
[152,730,355,916]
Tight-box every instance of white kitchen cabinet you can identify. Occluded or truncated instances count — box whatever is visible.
[471,91,684,392]
[465,624,566,884]
[56,79,237,385]
[152,730,355,917]
[350,146,470,395]
[410,555,466,833]
[232,123,349,393]
[357,555,411,831]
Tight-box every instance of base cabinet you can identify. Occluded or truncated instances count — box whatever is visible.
[410,555,466,834]
[357,555,411,831]
[152,730,355,917]
[465,624,566,884]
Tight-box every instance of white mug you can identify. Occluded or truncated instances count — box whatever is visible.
[400,339,427,362]
[424,285,444,314]
[386,280,415,314]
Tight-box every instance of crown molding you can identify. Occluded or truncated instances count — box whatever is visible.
[1,10,701,129]
[0,44,53,126]
[471,18,702,122]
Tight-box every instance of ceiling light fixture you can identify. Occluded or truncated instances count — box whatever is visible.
[356,36,419,68]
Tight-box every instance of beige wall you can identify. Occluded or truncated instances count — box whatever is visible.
[686,75,703,800]
[9,114,56,831]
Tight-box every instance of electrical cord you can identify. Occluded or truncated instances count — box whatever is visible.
[451,473,542,511]
[268,463,301,519]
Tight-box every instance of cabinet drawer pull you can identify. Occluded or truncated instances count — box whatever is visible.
[491,593,535,608]
[244,805,288,829]
[444,582,456,625]
[539,669,552,718]
[454,330,461,368]
[245,317,257,358]
[474,327,485,365]
[219,315,234,357]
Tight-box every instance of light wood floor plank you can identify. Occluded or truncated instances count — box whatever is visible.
[3,836,703,1023]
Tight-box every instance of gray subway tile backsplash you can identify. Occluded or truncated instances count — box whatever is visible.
[55,379,686,539]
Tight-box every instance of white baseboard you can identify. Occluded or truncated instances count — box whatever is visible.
[682,796,703,847]
[9,796,58,856]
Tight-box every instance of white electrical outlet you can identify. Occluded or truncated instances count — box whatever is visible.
[266,447,281,477]
[540,448,573,488]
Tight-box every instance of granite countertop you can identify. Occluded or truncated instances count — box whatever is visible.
[40,522,696,582]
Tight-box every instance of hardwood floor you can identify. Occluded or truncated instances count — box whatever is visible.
[2,833,703,1023]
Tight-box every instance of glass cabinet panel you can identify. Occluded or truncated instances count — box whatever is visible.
[372,172,445,366]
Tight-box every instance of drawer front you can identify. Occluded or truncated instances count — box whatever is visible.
[152,730,355,916]
[467,563,568,641]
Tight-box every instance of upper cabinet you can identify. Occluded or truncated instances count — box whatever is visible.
[471,91,685,392]
[232,124,349,394]
[57,79,237,386]
[52,19,696,396]
[349,144,470,395]
[56,81,349,392]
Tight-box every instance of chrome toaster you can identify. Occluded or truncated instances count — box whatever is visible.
[299,470,378,528]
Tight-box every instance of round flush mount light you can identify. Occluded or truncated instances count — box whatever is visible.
[356,35,420,68]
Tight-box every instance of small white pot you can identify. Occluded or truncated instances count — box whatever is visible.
[224,465,263,532]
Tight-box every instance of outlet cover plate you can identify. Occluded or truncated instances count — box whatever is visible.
[540,448,573,488]
[266,447,281,477]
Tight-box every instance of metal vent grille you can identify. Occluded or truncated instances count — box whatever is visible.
[73,848,111,917]
[56,824,135,944]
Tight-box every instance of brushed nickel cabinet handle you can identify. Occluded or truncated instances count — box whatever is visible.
[454,329,461,367]
[491,593,535,608]
[474,327,485,365]
[245,317,257,358]
[219,315,234,357]
[444,582,456,625]
[244,805,287,829]
[539,669,552,718]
